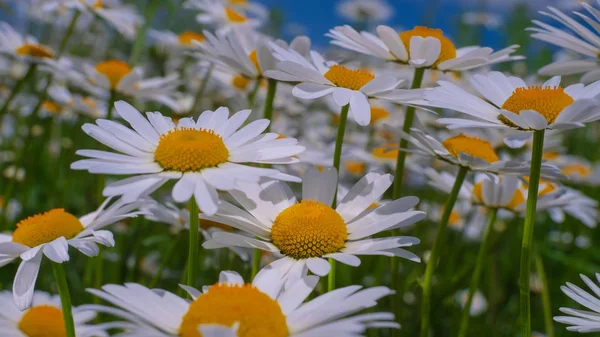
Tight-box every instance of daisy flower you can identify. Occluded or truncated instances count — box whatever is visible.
[326,25,522,71]
[72,0,143,40]
[0,22,54,63]
[184,0,261,32]
[530,4,600,83]
[83,268,399,337]
[71,101,304,215]
[0,197,145,310]
[0,290,108,337]
[202,167,424,281]
[423,71,600,134]
[265,47,422,126]
[150,30,206,52]
[554,273,600,332]
[336,0,393,23]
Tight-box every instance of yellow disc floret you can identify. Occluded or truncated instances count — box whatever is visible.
[232,75,251,90]
[372,144,400,160]
[16,43,54,59]
[225,6,247,23]
[324,65,375,90]
[154,128,229,172]
[442,134,499,163]
[271,200,347,259]
[95,60,132,89]
[370,106,390,123]
[12,209,83,248]
[179,32,205,46]
[179,283,288,337]
[562,163,591,178]
[19,305,66,337]
[399,26,456,66]
[500,86,574,125]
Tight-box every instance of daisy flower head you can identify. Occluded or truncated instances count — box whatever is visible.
[265,46,423,126]
[75,0,143,40]
[337,0,393,23]
[327,25,523,71]
[554,273,600,333]
[184,0,261,32]
[0,197,145,310]
[0,290,108,337]
[202,167,424,282]
[0,22,54,63]
[425,71,600,134]
[85,267,399,337]
[150,29,206,52]
[71,101,304,215]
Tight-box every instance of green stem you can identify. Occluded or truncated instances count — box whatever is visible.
[519,130,545,337]
[107,90,117,120]
[420,166,468,337]
[149,234,182,288]
[458,208,497,337]
[0,64,37,117]
[57,11,81,57]
[187,198,200,289]
[263,79,278,132]
[536,251,555,337]
[251,248,261,279]
[128,0,160,66]
[190,64,214,115]
[328,258,336,291]
[52,262,76,337]
[247,78,261,109]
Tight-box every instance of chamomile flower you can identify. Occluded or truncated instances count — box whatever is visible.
[326,25,522,71]
[0,290,108,337]
[554,273,600,332]
[184,0,261,32]
[424,71,600,134]
[203,167,423,281]
[0,197,145,310]
[74,0,143,40]
[71,101,304,215]
[337,0,393,23]
[150,30,206,51]
[84,268,399,337]
[0,22,54,63]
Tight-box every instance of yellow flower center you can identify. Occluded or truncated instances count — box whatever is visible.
[370,106,390,123]
[225,6,247,23]
[179,32,205,46]
[12,209,83,248]
[95,60,132,89]
[561,163,591,178]
[344,160,365,175]
[399,26,456,66]
[19,305,66,337]
[16,43,54,59]
[442,134,499,163]
[449,209,462,226]
[179,283,288,337]
[81,97,97,109]
[473,182,525,210]
[542,152,559,160]
[232,75,251,90]
[229,0,248,4]
[154,128,229,172]
[324,65,375,90]
[92,0,103,9]
[248,50,261,73]
[371,145,399,160]
[42,101,63,115]
[500,86,574,125]
[271,200,347,259]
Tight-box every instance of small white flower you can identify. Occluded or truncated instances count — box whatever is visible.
[0,22,55,63]
[554,273,600,333]
[184,0,261,32]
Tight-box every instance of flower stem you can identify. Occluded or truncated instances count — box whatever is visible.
[420,165,468,337]
[190,64,214,115]
[458,208,497,337]
[328,258,336,291]
[251,248,261,279]
[57,11,80,57]
[519,129,545,337]
[187,198,200,289]
[263,78,278,132]
[0,64,37,117]
[128,0,160,66]
[106,89,117,120]
[52,262,76,337]
[247,78,261,108]
[536,250,555,337]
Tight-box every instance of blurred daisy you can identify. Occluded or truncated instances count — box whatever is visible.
[150,30,205,53]
[0,22,54,63]
[461,12,503,29]
[327,25,522,71]
[0,290,108,337]
[455,289,488,316]
[84,268,399,336]
[184,0,261,31]
[70,0,143,40]
[0,197,144,310]
[337,0,393,23]
[71,101,304,215]
[424,72,600,133]
[554,273,600,332]
[203,168,423,281]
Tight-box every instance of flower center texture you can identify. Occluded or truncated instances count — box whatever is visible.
[561,163,591,177]
[16,43,54,59]
[154,128,229,172]
[370,106,390,123]
[232,75,251,90]
[324,65,375,90]
[225,6,247,23]
[442,134,499,163]
[271,200,347,259]
[95,60,132,89]
[179,283,288,337]
[12,209,83,248]
[42,101,63,115]
[19,305,66,337]
[344,160,366,175]
[179,32,205,46]
[371,145,399,160]
[500,86,574,125]
[399,26,456,66]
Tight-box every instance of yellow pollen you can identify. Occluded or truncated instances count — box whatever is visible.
[370,106,390,123]
[248,50,261,73]
[229,0,248,4]
[542,152,559,160]
[225,6,247,23]
[562,163,591,178]
[500,86,574,125]
[449,209,461,226]
[16,43,54,59]
[179,283,288,337]
[324,65,375,90]
[92,0,103,8]
[42,101,63,115]
[232,75,251,90]
[344,160,365,175]
[95,60,132,89]
[12,209,83,248]
[271,200,347,259]
[372,145,400,160]
[19,305,66,337]
[179,32,205,46]
[399,26,456,66]
[154,128,229,172]
[442,134,499,163]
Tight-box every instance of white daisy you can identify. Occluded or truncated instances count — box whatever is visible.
[0,197,145,310]
[423,71,600,133]
[0,22,54,63]
[554,273,600,333]
[336,0,393,23]
[150,30,206,51]
[83,268,399,337]
[202,167,424,282]
[326,25,522,71]
[455,289,488,316]
[184,0,261,32]
[72,0,143,40]
[0,290,108,337]
[71,101,304,215]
